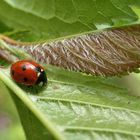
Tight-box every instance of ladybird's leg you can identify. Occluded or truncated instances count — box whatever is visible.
[43,76,47,86]
[27,85,33,88]
[42,70,47,84]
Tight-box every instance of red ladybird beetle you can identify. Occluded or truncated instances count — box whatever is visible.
[10,60,47,86]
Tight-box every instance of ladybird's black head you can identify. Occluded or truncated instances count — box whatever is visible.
[35,66,47,86]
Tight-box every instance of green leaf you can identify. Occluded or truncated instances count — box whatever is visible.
[1,67,140,140]
[0,0,140,41]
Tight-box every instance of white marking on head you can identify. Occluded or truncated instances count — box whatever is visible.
[37,72,41,77]
[41,69,44,72]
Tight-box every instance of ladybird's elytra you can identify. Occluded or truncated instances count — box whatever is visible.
[10,60,47,86]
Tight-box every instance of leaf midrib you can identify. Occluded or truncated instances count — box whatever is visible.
[49,79,123,90]
[35,96,140,115]
[64,126,140,136]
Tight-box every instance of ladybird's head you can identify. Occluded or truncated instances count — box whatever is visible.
[35,66,47,86]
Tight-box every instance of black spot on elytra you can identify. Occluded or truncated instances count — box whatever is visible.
[23,77,28,82]
[22,65,26,71]
[11,70,14,75]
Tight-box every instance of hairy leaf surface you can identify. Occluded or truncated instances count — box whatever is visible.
[1,25,140,76]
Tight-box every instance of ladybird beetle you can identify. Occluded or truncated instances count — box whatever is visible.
[10,60,47,86]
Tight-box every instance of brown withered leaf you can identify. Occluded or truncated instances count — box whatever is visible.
[1,25,140,76]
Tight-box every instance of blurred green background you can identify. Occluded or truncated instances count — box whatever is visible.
[0,80,25,140]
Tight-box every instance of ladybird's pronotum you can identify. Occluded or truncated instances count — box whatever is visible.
[1,25,140,76]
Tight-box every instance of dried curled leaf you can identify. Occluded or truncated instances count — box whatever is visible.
[1,25,140,76]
